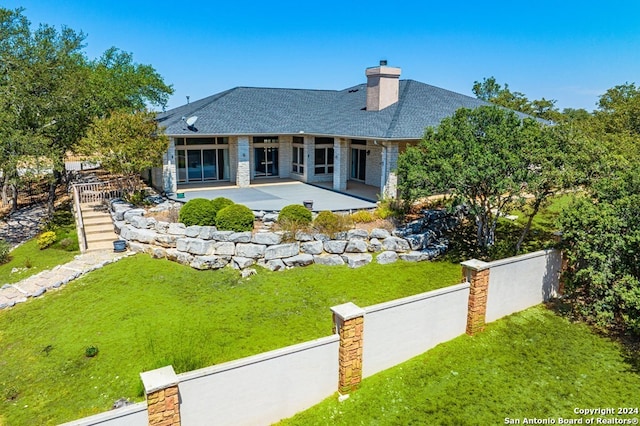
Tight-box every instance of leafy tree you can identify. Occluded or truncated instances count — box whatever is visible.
[0,7,173,214]
[398,106,533,249]
[472,76,562,122]
[77,110,168,178]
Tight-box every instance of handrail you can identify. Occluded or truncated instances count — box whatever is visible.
[73,176,138,204]
[72,184,87,253]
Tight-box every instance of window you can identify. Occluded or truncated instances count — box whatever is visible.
[254,136,279,144]
[314,147,334,174]
[292,137,304,174]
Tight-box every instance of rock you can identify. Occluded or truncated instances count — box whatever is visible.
[323,240,347,254]
[229,232,252,243]
[123,208,145,222]
[265,243,300,260]
[128,215,149,229]
[300,240,323,255]
[167,223,186,236]
[190,255,229,270]
[295,231,314,241]
[381,236,411,252]
[241,268,257,278]
[376,251,398,264]
[129,228,158,244]
[399,251,422,262]
[341,253,372,268]
[368,237,382,252]
[264,259,286,271]
[165,249,193,265]
[347,229,369,240]
[283,254,314,267]
[112,203,132,221]
[252,232,282,245]
[149,246,167,259]
[185,225,202,238]
[213,241,235,256]
[345,239,368,253]
[176,238,216,256]
[155,234,178,248]
[262,212,279,223]
[211,231,234,241]
[313,254,345,266]
[198,226,218,240]
[314,233,330,242]
[233,256,255,269]
[370,228,391,239]
[235,243,266,259]
[154,221,170,234]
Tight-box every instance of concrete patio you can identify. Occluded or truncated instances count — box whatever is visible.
[168,180,378,212]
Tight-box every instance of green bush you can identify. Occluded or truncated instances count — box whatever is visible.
[210,197,234,216]
[216,204,254,232]
[278,204,312,225]
[313,211,352,236]
[178,198,217,226]
[0,239,11,264]
[351,210,375,223]
[37,231,57,250]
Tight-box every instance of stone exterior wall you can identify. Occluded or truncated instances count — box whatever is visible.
[110,201,455,272]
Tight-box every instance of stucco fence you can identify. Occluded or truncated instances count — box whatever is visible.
[109,200,453,271]
[62,249,562,426]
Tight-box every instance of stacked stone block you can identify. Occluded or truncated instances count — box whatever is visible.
[461,259,490,336]
[331,303,365,394]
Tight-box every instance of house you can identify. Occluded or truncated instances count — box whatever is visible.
[152,61,490,200]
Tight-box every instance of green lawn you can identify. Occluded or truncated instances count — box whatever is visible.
[0,254,461,425]
[280,305,640,425]
[0,224,79,285]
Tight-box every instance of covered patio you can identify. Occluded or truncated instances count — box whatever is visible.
[169,180,378,212]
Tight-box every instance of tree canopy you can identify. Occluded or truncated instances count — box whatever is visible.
[0,7,173,212]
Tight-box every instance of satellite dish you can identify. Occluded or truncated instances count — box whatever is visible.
[186,116,198,127]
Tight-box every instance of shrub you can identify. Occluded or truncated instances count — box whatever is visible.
[216,204,254,232]
[210,197,234,216]
[178,198,217,226]
[85,346,99,358]
[313,211,352,236]
[278,204,312,225]
[0,239,11,264]
[37,231,57,250]
[351,210,375,223]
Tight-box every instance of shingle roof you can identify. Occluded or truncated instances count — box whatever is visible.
[156,80,496,140]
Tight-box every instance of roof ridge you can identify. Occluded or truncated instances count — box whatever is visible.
[385,80,412,138]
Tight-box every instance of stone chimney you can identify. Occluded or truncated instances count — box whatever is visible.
[366,60,401,111]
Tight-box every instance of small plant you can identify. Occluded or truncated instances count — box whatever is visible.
[58,238,74,250]
[313,211,352,236]
[211,197,234,215]
[278,204,312,225]
[85,346,99,358]
[375,197,407,220]
[351,210,375,223]
[178,198,218,226]
[5,387,19,401]
[23,257,33,269]
[37,231,57,250]
[0,238,11,264]
[124,190,149,207]
[216,204,254,232]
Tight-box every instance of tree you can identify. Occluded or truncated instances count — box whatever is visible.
[398,106,532,249]
[77,109,168,178]
[0,7,173,214]
[472,76,563,122]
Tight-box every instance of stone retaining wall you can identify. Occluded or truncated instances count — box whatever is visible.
[110,200,455,272]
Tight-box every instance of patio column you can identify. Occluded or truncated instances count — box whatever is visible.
[237,136,250,187]
[381,142,398,199]
[461,259,491,336]
[331,302,365,395]
[333,138,348,192]
[140,365,181,426]
[163,139,177,195]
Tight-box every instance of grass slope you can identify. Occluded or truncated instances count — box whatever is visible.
[281,305,640,425]
[0,225,79,285]
[0,254,460,425]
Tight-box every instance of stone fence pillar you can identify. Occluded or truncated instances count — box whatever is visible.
[331,302,365,395]
[461,259,490,336]
[140,365,181,426]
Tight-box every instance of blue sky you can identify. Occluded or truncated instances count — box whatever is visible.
[5,1,640,111]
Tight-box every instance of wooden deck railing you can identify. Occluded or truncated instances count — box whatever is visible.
[72,176,138,204]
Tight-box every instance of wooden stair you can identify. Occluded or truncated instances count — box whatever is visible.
[80,202,118,252]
